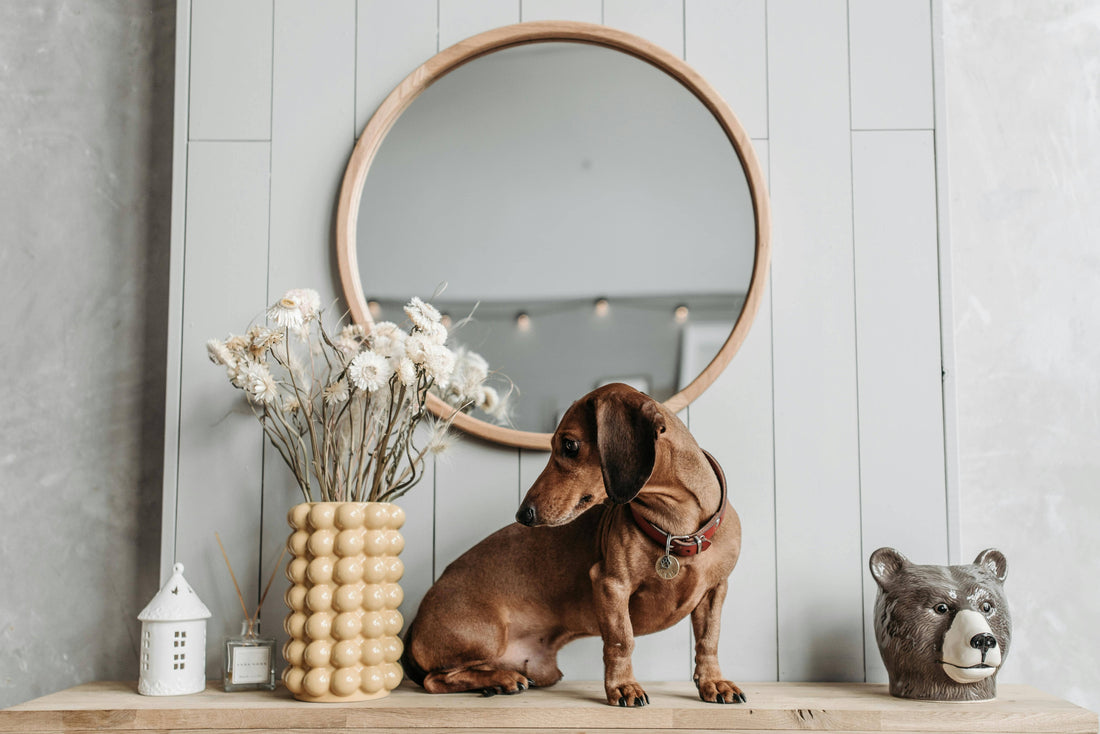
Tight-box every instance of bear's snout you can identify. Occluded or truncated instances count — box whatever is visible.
[941,610,1001,684]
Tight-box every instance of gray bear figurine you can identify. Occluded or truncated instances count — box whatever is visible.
[869,547,1010,701]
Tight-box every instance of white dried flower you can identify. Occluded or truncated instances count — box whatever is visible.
[369,321,406,359]
[283,396,301,412]
[404,333,431,365]
[242,362,279,404]
[323,379,349,405]
[267,293,306,330]
[404,296,442,332]
[247,325,284,357]
[285,288,322,322]
[348,350,393,392]
[453,348,489,399]
[225,334,250,357]
[334,324,366,355]
[206,339,235,367]
[423,321,448,346]
[423,344,456,388]
[397,358,418,388]
[477,385,500,414]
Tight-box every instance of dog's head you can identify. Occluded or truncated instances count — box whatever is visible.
[516,383,667,527]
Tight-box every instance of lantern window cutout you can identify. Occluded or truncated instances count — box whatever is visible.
[137,562,212,696]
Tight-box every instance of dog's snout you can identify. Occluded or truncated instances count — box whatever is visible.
[970,632,997,652]
[516,504,537,527]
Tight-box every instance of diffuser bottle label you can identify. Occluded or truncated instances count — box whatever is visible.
[229,646,272,684]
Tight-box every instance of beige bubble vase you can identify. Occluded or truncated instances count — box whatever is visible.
[282,502,406,702]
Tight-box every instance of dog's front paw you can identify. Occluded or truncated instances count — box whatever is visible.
[696,678,747,704]
[607,682,649,707]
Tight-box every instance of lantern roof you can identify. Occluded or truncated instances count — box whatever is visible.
[138,563,212,622]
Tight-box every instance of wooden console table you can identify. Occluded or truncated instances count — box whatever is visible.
[2,680,1096,733]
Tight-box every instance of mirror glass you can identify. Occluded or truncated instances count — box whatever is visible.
[358,42,755,433]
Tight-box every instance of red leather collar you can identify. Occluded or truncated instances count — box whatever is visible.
[629,450,728,557]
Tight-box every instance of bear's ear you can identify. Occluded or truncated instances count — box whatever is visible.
[869,547,910,590]
[974,548,1007,583]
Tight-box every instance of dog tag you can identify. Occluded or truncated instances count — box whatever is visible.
[655,554,680,580]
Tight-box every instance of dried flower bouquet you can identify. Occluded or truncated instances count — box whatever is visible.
[207,288,506,504]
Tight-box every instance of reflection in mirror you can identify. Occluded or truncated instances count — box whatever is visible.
[358,42,754,433]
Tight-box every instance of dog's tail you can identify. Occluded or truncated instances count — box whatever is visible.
[400,628,427,688]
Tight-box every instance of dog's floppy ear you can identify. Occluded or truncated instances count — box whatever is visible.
[595,395,666,504]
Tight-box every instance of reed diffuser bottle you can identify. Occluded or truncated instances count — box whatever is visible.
[224,618,277,691]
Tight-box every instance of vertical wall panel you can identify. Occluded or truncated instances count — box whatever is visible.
[355,0,441,633]
[439,0,520,49]
[597,0,689,680]
[258,0,358,655]
[356,0,438,134]
[849,0,933,130]
[768,0,864,682]
[429,0,523,586]
[188,0,273,140]
[521,0,601,23]
[603,0,684,56]
[689,140,776,683]
[176,141,271,677]
[852,130,946,682]
[685,0,768,140]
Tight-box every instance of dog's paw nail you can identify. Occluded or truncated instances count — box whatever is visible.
[617,698,627,707]
[738,693,748,703]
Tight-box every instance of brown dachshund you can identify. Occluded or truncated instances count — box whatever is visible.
[402,383,744,706]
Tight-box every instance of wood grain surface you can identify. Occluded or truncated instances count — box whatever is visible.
[2,681,1095,734]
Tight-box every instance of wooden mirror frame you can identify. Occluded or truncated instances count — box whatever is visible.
[335,20,772,451]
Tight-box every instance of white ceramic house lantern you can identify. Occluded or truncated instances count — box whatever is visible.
[137,563,212,696]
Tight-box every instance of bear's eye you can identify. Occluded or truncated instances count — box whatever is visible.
[562,438,580,458]
[933,603,951,615]
[980,601,994,615]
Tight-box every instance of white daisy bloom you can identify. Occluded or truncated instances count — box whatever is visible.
[285,288,322,321]
[243,362,279,403]
[267,293,306,330]
[423,344,456,388]
[369,321,407,359]
[348,349,393,392]
[404,296,442,332]
[246,325,284,356]
[397,357,419,388]
[423,320,448,346]
[334,324,365,355]
[404,333,431,365]
[323,379,349,405]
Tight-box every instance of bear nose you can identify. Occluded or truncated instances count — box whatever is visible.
[516,504,537,527]
[970,632,997,655]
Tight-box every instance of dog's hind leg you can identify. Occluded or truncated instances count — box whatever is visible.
[423,665,531,695]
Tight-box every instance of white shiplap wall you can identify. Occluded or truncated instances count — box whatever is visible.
[163,0,954,684]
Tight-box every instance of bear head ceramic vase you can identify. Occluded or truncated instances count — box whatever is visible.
[869,547,1011,702]
[282,502,406,702]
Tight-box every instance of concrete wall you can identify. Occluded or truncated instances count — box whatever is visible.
[2,0,1099,716]
[0,1,174,709]
[943,0,1100,712]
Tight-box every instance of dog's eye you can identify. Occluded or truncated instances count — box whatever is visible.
[933,603,951,615]
[980,601,994,615]
[562,438,579,457]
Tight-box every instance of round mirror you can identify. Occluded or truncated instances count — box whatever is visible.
[337,21,770,450]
